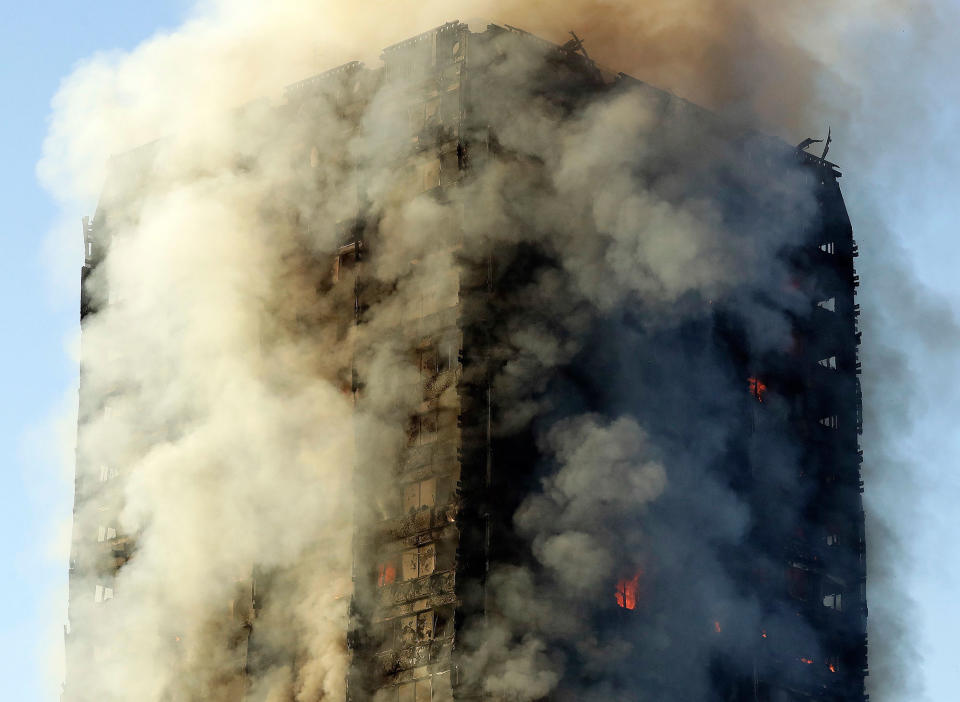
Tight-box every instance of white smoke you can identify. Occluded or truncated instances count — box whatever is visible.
[41,0,953,700]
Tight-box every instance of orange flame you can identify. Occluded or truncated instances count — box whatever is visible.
[748,377,768,402]
[377,563,396,587]
[829,663,837,673]
[800,657,814,665]
[761,630,767,639]
[615,571,642,610]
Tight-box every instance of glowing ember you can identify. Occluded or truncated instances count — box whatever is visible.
[615,571,642,610]
[800,657,814,665]
[714,621,722,633]
[377,563,396,587]
[748,377,768,402]
[761,630,767,639]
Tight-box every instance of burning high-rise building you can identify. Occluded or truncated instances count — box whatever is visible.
[65,20,867,702]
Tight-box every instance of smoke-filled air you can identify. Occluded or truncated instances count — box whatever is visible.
[41,0,958,701]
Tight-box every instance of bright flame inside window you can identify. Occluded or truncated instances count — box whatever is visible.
[377,563,396,587]
[748,377,767,402]
[615,572,642,610]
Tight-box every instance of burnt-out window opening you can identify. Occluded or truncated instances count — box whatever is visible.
[376,675,442,702]
[817,297,836,312]
[818,356,837,369]
[421,159,442,190]
[418,345,438,376]
[333,241,363,283]
[372,620,392,653]
[416,270,459,318]
[397,678,432,702]
[378,606,453,651]
[819,415,838,429]
[401,543,436,580]
[398,609,435,647]
[819,241,835,254]
[418,337,457,377]
[437,337,456,372]
[438,149,460,185]
[407,411,440,446]
[787,565,810,601]
[403,478,437,514]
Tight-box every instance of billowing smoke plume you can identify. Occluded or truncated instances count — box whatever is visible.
[42,0,956,700]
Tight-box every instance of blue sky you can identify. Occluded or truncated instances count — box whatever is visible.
[1,2,958,700]
[0,4,187,698]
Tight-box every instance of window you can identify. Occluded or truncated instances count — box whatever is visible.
[418,339,456,377]
[377,673,451,702]
[615,571,642,610]
[94,584,114,603]
[395,679,433,702]
[401,544,436,581]
[819,415,838,429]
[421,159,442,191]
[377,559,398,587]
[398,610,435,647]
[817,297,836,312]
[747,377,767,402]
[424,98,441,127]
[333,242,362,283]
[399,679,432,702]
[407,412,439,446]
[822,593,843,611]
[748,377,766,401]
[826,533,840,546]
[818,356,837,369]
[96,526,117,543]
[97,464,118,482]
[418,346,438,376]
[787,565,810,601]
[819,241,835,254]
[822,574,845,610]
[432,671,453,701]
[403,478,437,514]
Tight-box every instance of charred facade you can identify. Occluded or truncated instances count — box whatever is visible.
[67,21,867,702]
